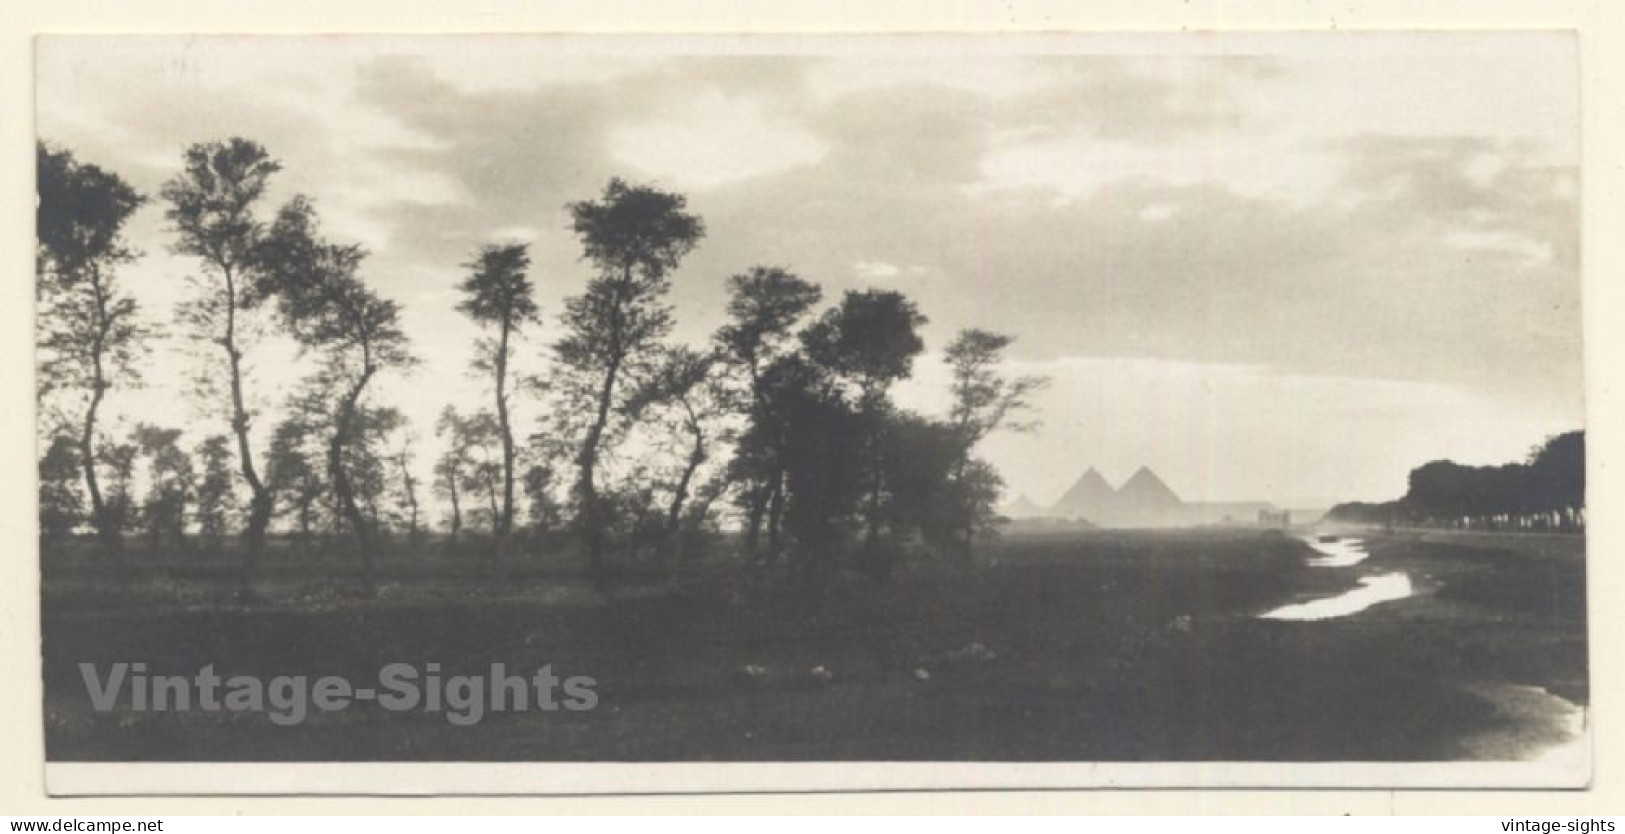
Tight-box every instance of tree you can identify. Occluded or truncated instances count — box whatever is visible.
[194,435,236,551]
[1528,430,1585,523]
[132,424,195,553]
[555,178,705,593]
[95,437,140,543]
[941,329,1046,551]
[253,196,415,595]
[772,356,868,583]
[36,143,148,555]
[623,346,727,564]
[266,413,327,553]
[801,289,928,579]
[876,412,964,551]
[390,426,423,546]
[433,406,474,547]
[456,243,540,551]
[522,463,564,542]
[458,411,505,536]
[39,434,83,552]
[714,267,823,562]
[161,138,282,595]
[343,406,406,537]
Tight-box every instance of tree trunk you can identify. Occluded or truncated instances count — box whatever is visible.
[743,491,765,563]
[398,456,420,545]
[861,408,890,581]
[495,318,515,550]
[329,363,378,595]
[222,267,271,599]
[576,353,622,596]
[80,383,116,554]
[661,419,705,566]
[447,477,461,546]
[81,269,119,555]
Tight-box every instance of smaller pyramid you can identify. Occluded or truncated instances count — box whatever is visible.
[1052,467,1115,520]
[1002,494,1044,519]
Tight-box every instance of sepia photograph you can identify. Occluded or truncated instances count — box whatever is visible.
[32,33,1587,792]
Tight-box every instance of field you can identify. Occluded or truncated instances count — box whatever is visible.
[41,526,1587,762]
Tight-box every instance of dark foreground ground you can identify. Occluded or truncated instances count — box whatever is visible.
[42,527,1586,761]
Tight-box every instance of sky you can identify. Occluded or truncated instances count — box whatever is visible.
[35,34,1583,509]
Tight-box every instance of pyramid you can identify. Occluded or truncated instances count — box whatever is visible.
[1002,494,1045,519]
[1051,467,1115,521]
[1108,465,1185,525]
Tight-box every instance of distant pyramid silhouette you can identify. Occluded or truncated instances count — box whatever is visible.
[1002,494,1044,519]
[1052,467,1115,520]
[1109,465,1185,525]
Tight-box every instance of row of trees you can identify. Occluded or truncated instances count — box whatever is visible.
[1326,430,1586,530]
[36,138,1046,598]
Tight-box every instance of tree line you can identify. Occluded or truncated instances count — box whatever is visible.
[1325,430,1585,531]
[36,138,1045,598]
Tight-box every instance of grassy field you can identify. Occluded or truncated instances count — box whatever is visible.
[41,526,1586,762]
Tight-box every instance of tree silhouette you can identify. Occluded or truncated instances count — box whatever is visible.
[623,346,726,564]
[36,143,148,555]
[942,328,1046,551]
[771,355,867,583]
[161,138,282,595]
[194,435,236,551]
[456,243,540,552]
[460,410,506,536]
[801,289,928,579]
[253,196,415,594]
[266,413,327,553]
[556,178,705,594]
[433,406,474,548]
[39,434,83,552]
[715,267,822,562]
[391,424,423,546]
[132,424,194,553]
[95,437,140,542]
[1528,430,1584,519]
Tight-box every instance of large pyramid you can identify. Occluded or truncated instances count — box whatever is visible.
[1115,466,1183,509]
[1109,465,1186,525]
[1051,467,1115,520]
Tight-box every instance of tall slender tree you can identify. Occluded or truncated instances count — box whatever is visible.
[455,243,540,551]
[161,138,281,595]
[942,328,1046,551]
[36,143,147,554]
[555,179,705,594]
[253,197,414,595]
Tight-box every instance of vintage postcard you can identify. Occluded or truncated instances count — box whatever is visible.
[33,33,1587,794]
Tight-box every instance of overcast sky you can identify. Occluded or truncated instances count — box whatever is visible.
[36,34,1582,508]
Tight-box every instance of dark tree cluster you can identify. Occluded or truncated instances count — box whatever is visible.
[1326,430,1585,531]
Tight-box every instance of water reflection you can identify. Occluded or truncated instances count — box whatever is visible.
[1304,536,1368,567]
[1260,572,1415,620]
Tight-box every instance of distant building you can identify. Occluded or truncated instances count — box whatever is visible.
[1258,508,1291,528]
